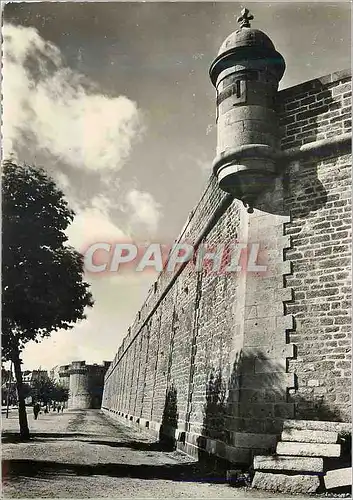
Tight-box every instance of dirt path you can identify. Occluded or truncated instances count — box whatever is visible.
[2,409,312,499]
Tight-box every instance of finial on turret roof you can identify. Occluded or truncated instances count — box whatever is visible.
[237,7,254,29]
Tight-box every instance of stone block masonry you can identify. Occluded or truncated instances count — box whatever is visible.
[324,468,352,490]
[282,71,352,423]
[253,455,324,473]
[251,417,349,494]
[282,419,351,433]
[281,428,338,443]
[252,472,320,494]
[102,68,351,466]
[276,441,341,458]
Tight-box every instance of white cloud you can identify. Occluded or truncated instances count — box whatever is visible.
[126,189,161,236]
[55,172,70,190]
[2,24,142,171]
[2,24,162,242]
[65,197,129,253]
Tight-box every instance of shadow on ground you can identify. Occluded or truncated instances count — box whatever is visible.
[79,439,171,451]
[2,459,226,484]
[2,432,92,444]
[2,432,177,452]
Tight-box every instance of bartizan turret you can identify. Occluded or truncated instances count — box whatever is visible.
[210,8,285,212]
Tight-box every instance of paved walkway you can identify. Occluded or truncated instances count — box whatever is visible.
[3,409,312,499]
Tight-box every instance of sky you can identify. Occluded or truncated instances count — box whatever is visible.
[2,1,351,370]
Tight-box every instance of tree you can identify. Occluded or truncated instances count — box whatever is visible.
[2,378,31,406]
[2,382,17,406]
[51,384,69,405]
[22,383,32,401]
[2,161,93,439]
[30,376,69,406]
[31,376,55,406]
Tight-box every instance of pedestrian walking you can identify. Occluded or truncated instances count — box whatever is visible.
[33,402,40,420]
[57,405,61,413]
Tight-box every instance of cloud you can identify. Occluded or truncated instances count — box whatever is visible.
[126,189,161,236]
[2,24,142,171]
[55,172,71,190]
[65,195,129,252]
[2,24,162,246]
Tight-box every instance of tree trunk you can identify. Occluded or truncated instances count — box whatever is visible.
[12,347,30,440]
[5,361,13,418]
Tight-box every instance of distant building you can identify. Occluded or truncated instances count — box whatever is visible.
[22,370,32,384]
[49,365,61,384]
[58,365,70,390]
[16,369,49,386]
[30,370,48,384]
[3,368,51,406]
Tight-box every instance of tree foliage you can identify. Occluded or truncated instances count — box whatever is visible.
[1,381,31,405]
[1,160,94,438]
[52,384,69,403]
[30,377,55,405]
[2,160,93,358]
[31,376,69,405]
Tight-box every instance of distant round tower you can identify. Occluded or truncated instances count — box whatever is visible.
[210,8,285,211]
[68,361,90,409]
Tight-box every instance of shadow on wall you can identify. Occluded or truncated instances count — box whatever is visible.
[91,395,102,409]
[281,156,328,217]
[253,78,341,216]
[291,395,345,422]
[158,383,178,451]
[279,78,343,218]
[196,350,345,466]
[252,157,328,217]
[201,370,228,442]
